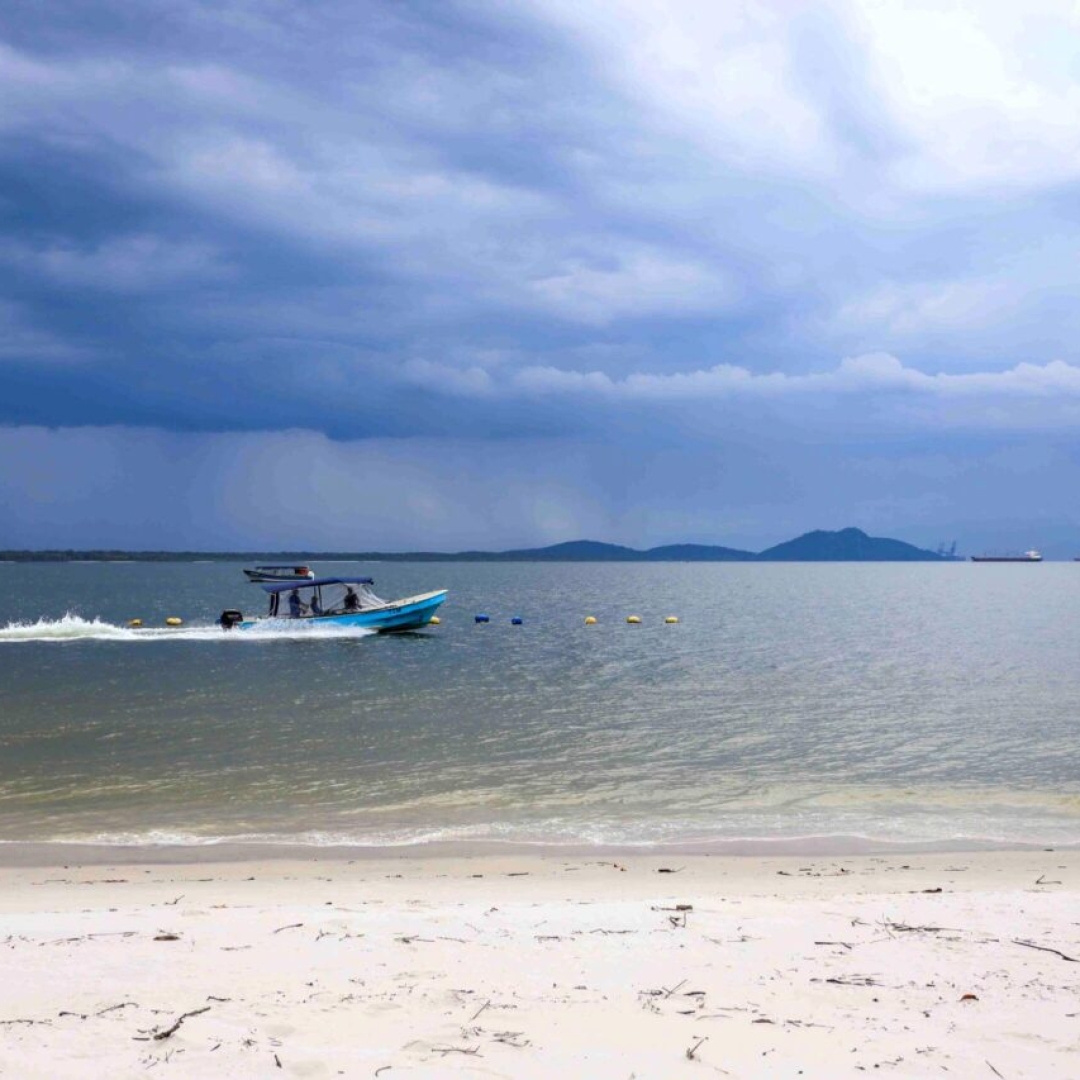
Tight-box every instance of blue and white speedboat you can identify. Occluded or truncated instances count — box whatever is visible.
[219,575,447,632]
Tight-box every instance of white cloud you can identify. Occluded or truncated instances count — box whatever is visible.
[526,249,739,325]
[527,0,836,176]
[502,352,1080,403]
[852,0,1080,190]
[1,235,230,292]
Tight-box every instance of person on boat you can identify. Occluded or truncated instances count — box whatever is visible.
[288,589,305,618]
[343,586,362,612]
[309,594,323,617]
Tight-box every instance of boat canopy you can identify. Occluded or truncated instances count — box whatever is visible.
[260,576,374,594]
[262,577,384,619]
[253,564,314,571]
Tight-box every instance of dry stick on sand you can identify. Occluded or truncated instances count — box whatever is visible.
[96,1002,138,1016]
[686,1036,708,1060]
[1013,939,1079,962]
[145,1006,211,1041]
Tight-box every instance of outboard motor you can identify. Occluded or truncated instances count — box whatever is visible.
[218,609,244,631]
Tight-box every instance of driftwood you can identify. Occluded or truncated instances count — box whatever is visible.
[149,1005,211,1041]
[1013,939,1078,962]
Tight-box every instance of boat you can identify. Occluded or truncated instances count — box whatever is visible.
[970,550,1043,562]
[220,575,447,632]
[242,564,316,583]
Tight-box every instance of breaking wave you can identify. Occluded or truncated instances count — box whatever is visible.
[0,613,376,643]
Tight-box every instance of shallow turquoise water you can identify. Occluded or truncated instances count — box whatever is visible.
[1,561,1079,847]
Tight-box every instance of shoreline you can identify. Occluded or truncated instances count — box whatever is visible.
[1,833,1077,868]
[1,849,1076,1077]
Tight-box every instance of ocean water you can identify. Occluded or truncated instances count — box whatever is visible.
[1,560,1079,850]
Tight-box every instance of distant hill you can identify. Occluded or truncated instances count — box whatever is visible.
[485,540,642,561]
[756,527,943,561]
[643,543,756,561]
[2,528,948,562]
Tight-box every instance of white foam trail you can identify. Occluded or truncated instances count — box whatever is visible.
[0,613,376,643]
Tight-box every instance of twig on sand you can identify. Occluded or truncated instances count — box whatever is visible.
[96,1002,138,1016]
[433,1045,480,1057]
[272,923,304,934]
[986,1061,1005,1078]
[493,1031,530,1048]
[664,979,688,999]
[142,1005,210,1041]
[884,922,953,934]
[1013,939,1078,962]
[686,1036,708,1060]
[470,1000,490,1022]
[1035,875,1062,886]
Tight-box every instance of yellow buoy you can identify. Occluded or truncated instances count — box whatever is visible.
[584,615,597,625]
[429,616,441,625]
[626,615,641,624]
[165,617,183,627]
[127,618,142,628]
[665,616,679,624]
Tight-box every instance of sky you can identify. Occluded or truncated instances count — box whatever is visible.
[3,0,1080,553]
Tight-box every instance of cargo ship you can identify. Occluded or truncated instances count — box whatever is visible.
[970,550,1043,562]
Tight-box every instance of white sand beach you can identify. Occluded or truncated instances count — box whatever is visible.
[1,849,1077,1078]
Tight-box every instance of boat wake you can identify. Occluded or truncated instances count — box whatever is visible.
[0,613,377,643]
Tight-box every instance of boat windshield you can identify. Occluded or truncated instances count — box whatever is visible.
[269,580,385,618]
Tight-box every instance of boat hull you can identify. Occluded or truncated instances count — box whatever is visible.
[238,590,447,632]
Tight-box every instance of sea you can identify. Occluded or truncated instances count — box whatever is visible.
[1,560,1079,853]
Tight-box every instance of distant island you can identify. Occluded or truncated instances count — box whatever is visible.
[1,527,954,562]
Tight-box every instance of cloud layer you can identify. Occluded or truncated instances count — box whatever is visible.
[2,1,1080,547]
